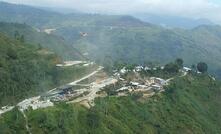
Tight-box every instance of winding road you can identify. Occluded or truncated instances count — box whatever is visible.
[0,66,104,116]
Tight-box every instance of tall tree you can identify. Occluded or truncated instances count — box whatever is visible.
[103,56,113,73]
[175,58,184,68]
[197,62,208,73]
[164,63,179,73]
[14,31,19,40]
[20,35,25,43]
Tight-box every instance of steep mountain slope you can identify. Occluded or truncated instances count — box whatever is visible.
[0,22,84,60]
[0,2,221,133]
[54,25,221,78]
[1,2,220,77]
[0,33,60,106]
[1,74,221,133]
[0,33,96,107]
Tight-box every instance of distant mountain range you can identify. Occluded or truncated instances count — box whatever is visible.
[35,3,216,29]
[0,2,221,134]
[0,2,150,28]
[133,13,214,29]
[0,1,221,78]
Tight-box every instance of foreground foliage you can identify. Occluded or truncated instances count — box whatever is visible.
[0,108,27,134]
[1,74,221,134]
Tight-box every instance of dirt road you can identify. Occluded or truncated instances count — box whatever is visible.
[68,78,117,104]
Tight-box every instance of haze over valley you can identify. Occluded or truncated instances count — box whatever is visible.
[0,1,221,134]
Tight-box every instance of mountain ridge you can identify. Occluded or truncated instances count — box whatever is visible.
[0,22,85,60]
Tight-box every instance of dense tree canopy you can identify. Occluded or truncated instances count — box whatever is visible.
[164,63,179,73]
[0,34,96,106]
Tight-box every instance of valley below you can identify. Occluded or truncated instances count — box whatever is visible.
[1,58,221,134]
[0,1,221,134]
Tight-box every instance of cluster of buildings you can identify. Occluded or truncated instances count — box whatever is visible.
[114,65,165,76]
[17,96,54,112]
[148,77,168,91]
[114,65,195,97]
[134,66,163,72]
[115,76,168,95]
[113,65,173,96]
[0,66,117,115]
[43,85,90,102]
[116,65,192,76]
[51,89,88,102]
[0,106,15,115]
[43,77,118,103]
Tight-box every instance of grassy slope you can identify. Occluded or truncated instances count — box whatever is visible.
[1,74,220,134]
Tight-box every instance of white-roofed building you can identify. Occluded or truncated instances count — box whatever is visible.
[183,67,192,72]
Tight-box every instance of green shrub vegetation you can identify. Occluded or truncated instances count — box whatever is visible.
[0,107,27,134]
[0,2,221,133]
[1,74,220,134]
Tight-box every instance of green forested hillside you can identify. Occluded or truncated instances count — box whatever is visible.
[1,74,221,134]
[0,22,84,60]
[0,33,60,106]
[54,25,221,78]
[1,2,221,78]
[0,33,96,106]
[1,2,221,133]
